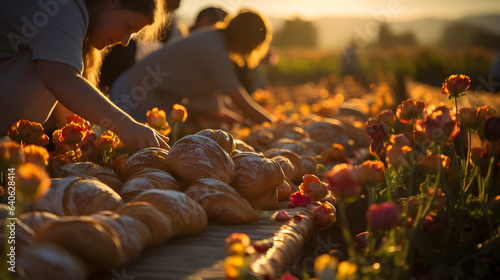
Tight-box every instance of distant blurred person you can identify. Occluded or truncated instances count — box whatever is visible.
[109,10,275,127]
[189,7,228,33]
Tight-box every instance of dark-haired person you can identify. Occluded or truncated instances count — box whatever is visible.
[109,10,276,127]
[0,0,170,151]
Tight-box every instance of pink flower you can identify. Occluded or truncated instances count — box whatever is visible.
[299,174,327,201]
[290,191,309,206]
[324,164,362,201]
[353,160,386,186]
[386,144,411,169]
[377,109,397,127]
[367,123,388,141]
[274,210,291,222]
[312,203,336,230]
[396,99,425,124]
[423,108,459,144]
[367,201,399,231]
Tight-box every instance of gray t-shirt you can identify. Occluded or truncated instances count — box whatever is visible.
[109,29,240,121]
[0,0,88,72]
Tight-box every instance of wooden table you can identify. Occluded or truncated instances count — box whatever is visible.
[92,202,315,280]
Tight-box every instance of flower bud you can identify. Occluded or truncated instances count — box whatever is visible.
[386,144,411,169]
[299,174,327,201]
[146,107,167,128]
[377,109,397,127]
[396,99,425,124]
[367,123,388,141]
[312,202,336,230]
[367,201,399,231]
[369,140,385,158]
[15,162,51,202]
[171,104,188,123]
[324,164,362,201]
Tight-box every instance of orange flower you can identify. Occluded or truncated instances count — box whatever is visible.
[15,162,51,202]
[312,202,336,230]
[23,145,49,167]
[396,99,425,124]
[442,74,470,98]
[323,143,346,163]
[324,164,362,201]
[52,129,64,147]
[66,114,92,130]
[353,160,386,186]
[386,144,411,169]
[95,132,116,151]
[457,105,490,131]
[0,141,25,169]
[299,174,328,201]
[8,119,49,146]
[417,154,450,173]
[377,109,397,127]
[61,123,86,144]
[146,107,167,128]
[171,104,188,123]
[389,134,412,147]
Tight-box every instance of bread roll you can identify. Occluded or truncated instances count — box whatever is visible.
[15,211,61,252]
[277,180,292,201]
[273,122,309,141]
[36,216,123,270]
[185,178,259,224]
[196,129,236,154]
[270,155,296,183]
[166,135,236,184]
[245,127,274,151]
[300,155,318,177]
[231,152,284,210]
[31,177,124,216]
[91,211,152,266]
[131,189,207,237]
[233,139,256,153]
[14,220,35,254]
[18,243,89,280]
[269,138,306,156]
[120,147,170,180]
[263,148,302,182]
[120,168,180,201]
[246,188,278,210]
[57,162,123,192]
[304,120,345,144]
[116,201,174,245]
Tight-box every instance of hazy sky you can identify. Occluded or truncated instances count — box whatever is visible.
[176,0,500,23]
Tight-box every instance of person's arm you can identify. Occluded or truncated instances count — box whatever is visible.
[35,59,169,152]
[226,86,276,124]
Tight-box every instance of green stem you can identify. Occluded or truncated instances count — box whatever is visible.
[172,121,179,144]
[461,130,472,207]
[483,140,496,204]
[337,200,357,259]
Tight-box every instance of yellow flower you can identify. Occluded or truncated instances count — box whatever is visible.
[147,107,167,128]
[337,261,357,280]
[15,162,51,202]
[171,104,188,123]
[23,144,49,167]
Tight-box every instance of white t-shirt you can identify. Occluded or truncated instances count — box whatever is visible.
[109,29,240,122]
[0,0,88,134]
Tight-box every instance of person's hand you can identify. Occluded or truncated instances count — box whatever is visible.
[117,121,170,152]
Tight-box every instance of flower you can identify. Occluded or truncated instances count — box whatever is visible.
[312,202,336,230]
[315,254,338,279]
[396,99,425,124]
[377,109,397,127]
[367,201,399,231]
[253,239,273,253]
[353,160,386,186]
[171,104,188,123]
[324,164,362,201]
[274,210,291,221]
[15,162,51,202]
[386,144,411,169]
[369,140,385,158]
[225,232,251,248]
[147,107,167,128]
[290,191,309,206]
[390,134,412,147]
[423,107,459,144]
[354,231,371,252]
[421,215,443,236]
[366,123,388,141]
[66,115,92,130]
[337,261,358,280]
[417,154,450,173]
[298,174,327,201]
[483,117,500,142]
[0,141,25,169]
[23,145,49,167]
[61,123,86,144]
[323,143,346,163]
[8,120,49,146]
[442,74,470,98]
[457,105,491,131]
[95,132,116,151]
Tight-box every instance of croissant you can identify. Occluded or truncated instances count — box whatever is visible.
[18,243,90,280]
[131,189,207,237]
[31,177,124,216]
[263,148,302,183]
[116,201,175,246]
[270,155,297,183]
[303,120,345,145]
[233,139,256,153]
[300,155,319,178]
[196,129,236,154]
[269,138,306,156]
[185,178,259,224]
[57,162,123,192]
[91,211,152,266]
[231,152,284,210]
[246,188,279,210]
[15,211,61,253]
[273,122,309,141]
[277,180,292,201]
[36,215,123,270]
[119,168,180,201]
[120,147,171,180]
[166,135,236,184]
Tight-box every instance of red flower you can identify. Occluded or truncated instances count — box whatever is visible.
[442,74,470,98]
[390,134,412,147]
[274,210,291,222]
[312,203,336,230]
[423,108,459,144]
[61,123,86,144]
[367,201,399,231]
[324,164,362,201]
[354,231,372,252]
[396,99,425,124]
[369,140,385,158]
[299,174,327,201]
[253,240,273,253]
[290,191,309,206]
[367,123,388,141]
[8,119,49,146]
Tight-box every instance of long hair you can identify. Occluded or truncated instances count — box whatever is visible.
[83,0,168,86]
[218,9,272,69]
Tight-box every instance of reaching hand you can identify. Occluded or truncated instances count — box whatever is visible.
[118,121,170,152]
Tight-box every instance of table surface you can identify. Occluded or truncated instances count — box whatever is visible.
[91,201,315,280]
